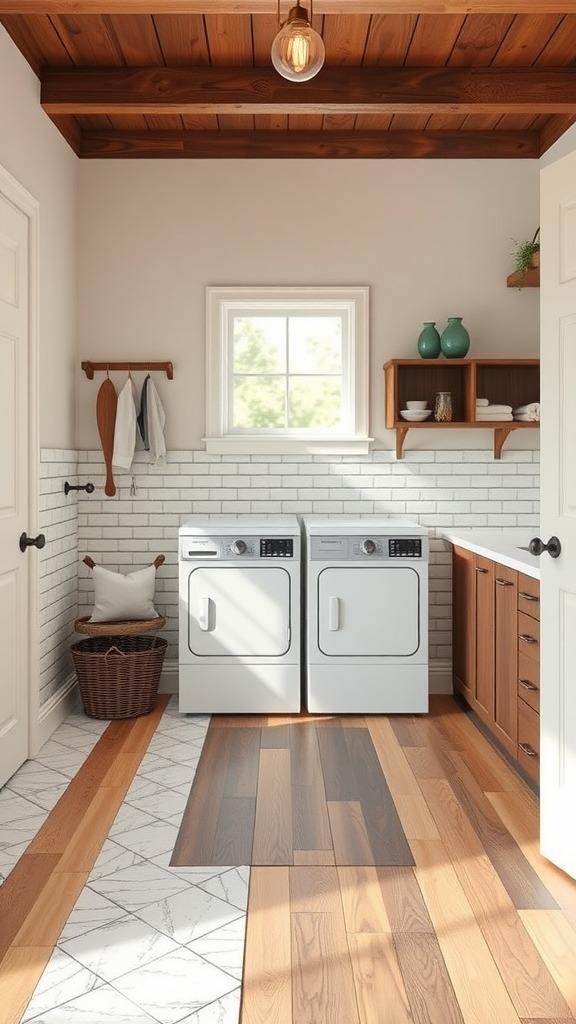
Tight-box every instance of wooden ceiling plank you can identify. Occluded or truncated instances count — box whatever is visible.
[363,14,417,65]
[322,13,371,65]
[49,12,124,64]
[77,127,539,158]
[447,13,514,66]
[490,13,565,65]
[538,113,576,154]
[203,13,253,64]
[40,66,576,115]
[405,14,465,66]
[152,13,210,65]
[1,3,575,17]
[0,13,73,73]
[108,13,164,64]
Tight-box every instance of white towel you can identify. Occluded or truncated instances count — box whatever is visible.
[477,412,514,421]
[479,404,513,414]
[476,398,489,407]
[513,402,540,421]
[112,377,137,472]
[146,376,166,465]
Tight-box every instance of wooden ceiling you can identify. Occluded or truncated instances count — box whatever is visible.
[2,1,576,159]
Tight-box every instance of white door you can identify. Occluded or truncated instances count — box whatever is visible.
[539,147,576,879]
[187,567,292,657]
[317,566,421,656]
[0,167,36,787]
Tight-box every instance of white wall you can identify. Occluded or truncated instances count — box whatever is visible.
[0,25,78,449]
[78,159,540,453]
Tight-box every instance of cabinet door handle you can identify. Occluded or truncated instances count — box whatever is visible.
[518,592,538,602]
[475,567,488,573]
[519,742,538,758]
[495,578,514,586]
[518,633,537,644]
[519,678,538,691]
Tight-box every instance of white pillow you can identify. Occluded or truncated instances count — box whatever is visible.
[88,564,159,623]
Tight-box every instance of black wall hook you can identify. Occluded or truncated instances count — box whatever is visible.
[64,481,95,496]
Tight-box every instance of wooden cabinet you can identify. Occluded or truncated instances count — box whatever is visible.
[493,564,518,756]
[452,547,539,785]
[383,358,539,459]
[517,572,540,782]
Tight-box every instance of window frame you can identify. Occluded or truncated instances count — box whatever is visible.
[205,286,370,454]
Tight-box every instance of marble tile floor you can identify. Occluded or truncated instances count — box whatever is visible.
[0,698,249,1024]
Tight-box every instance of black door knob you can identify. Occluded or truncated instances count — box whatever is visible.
[19,532,46,552]
[529,535,561,559]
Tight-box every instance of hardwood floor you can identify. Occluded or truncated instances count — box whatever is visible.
[2,694,576,1024]
[236,699,576,1024]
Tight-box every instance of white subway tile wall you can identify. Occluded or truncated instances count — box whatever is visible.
[39,448,540,707]
[39,451,81,706]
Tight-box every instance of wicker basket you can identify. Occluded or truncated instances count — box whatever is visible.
[71,634,167,720]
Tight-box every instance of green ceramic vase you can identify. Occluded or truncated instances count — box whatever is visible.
[440,317,470,358]
[417,322,441,359]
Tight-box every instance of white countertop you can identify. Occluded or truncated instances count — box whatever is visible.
[440,529,540,579]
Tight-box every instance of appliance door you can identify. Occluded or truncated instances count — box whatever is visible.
[187,566,292,657]
[317,566,421,657]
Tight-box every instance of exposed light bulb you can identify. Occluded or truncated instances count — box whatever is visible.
[271,4,325,83]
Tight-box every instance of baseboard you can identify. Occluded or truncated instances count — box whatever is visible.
[428,659,453,694]
[30,673,79,755]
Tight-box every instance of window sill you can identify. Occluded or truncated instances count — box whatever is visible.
[203,437,373,456]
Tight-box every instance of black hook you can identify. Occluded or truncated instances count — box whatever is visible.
[64,482,95,496]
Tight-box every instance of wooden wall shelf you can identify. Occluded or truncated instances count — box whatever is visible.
[506,267,540,288]
[383,358,539,459]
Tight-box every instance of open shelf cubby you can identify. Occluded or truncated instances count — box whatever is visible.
[383,358,539,459]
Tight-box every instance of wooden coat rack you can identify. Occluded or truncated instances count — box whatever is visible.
[82,361,174,379]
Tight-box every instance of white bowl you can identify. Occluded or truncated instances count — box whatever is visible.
[406,400,428,411]
[400,409,432,422]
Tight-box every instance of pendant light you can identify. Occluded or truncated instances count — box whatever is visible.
[271,0,325,83]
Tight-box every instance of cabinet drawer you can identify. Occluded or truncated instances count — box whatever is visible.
[518,610,539,662]
[518,650,539,712]
[518,698,539,783]
[518,574,540,621]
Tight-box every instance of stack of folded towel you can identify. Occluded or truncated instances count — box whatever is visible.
[513,402,540,422]
[476,398,513,421]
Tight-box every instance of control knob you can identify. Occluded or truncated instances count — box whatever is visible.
[361,538,376,555]
[231,539,247,555]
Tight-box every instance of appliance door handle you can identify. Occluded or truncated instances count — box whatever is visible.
[198,596,214,631]
[328,596,340,631]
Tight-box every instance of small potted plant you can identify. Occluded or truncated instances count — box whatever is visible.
[511,228,540,283]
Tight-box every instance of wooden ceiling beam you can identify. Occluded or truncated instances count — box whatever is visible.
[0,2,573,13]
[41,67,576,116]
[78,128,539,158]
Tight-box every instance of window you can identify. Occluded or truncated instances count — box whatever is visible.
[205,286,370,453]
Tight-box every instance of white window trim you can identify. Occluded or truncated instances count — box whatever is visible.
[205,286,371,455]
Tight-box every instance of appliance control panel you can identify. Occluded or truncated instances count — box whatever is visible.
[260,538,294,557]
[388,538,422,558]
[309,535,427,561]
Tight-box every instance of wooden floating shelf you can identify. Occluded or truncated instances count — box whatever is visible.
[82,360,174,379]
[506,266,539,288]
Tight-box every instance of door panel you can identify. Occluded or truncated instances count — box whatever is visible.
[317,566,420,656]
[540,147,576,878]
[187,566,291,657]
[0,172,31,787]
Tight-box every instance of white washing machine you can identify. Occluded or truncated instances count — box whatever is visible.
[178,515,301,713]
[303,516,429,713]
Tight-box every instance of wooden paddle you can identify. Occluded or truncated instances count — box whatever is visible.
[96,376,118,497]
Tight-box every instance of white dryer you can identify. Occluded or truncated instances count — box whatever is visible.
[303,516,429,713]
[178,515,301,713]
